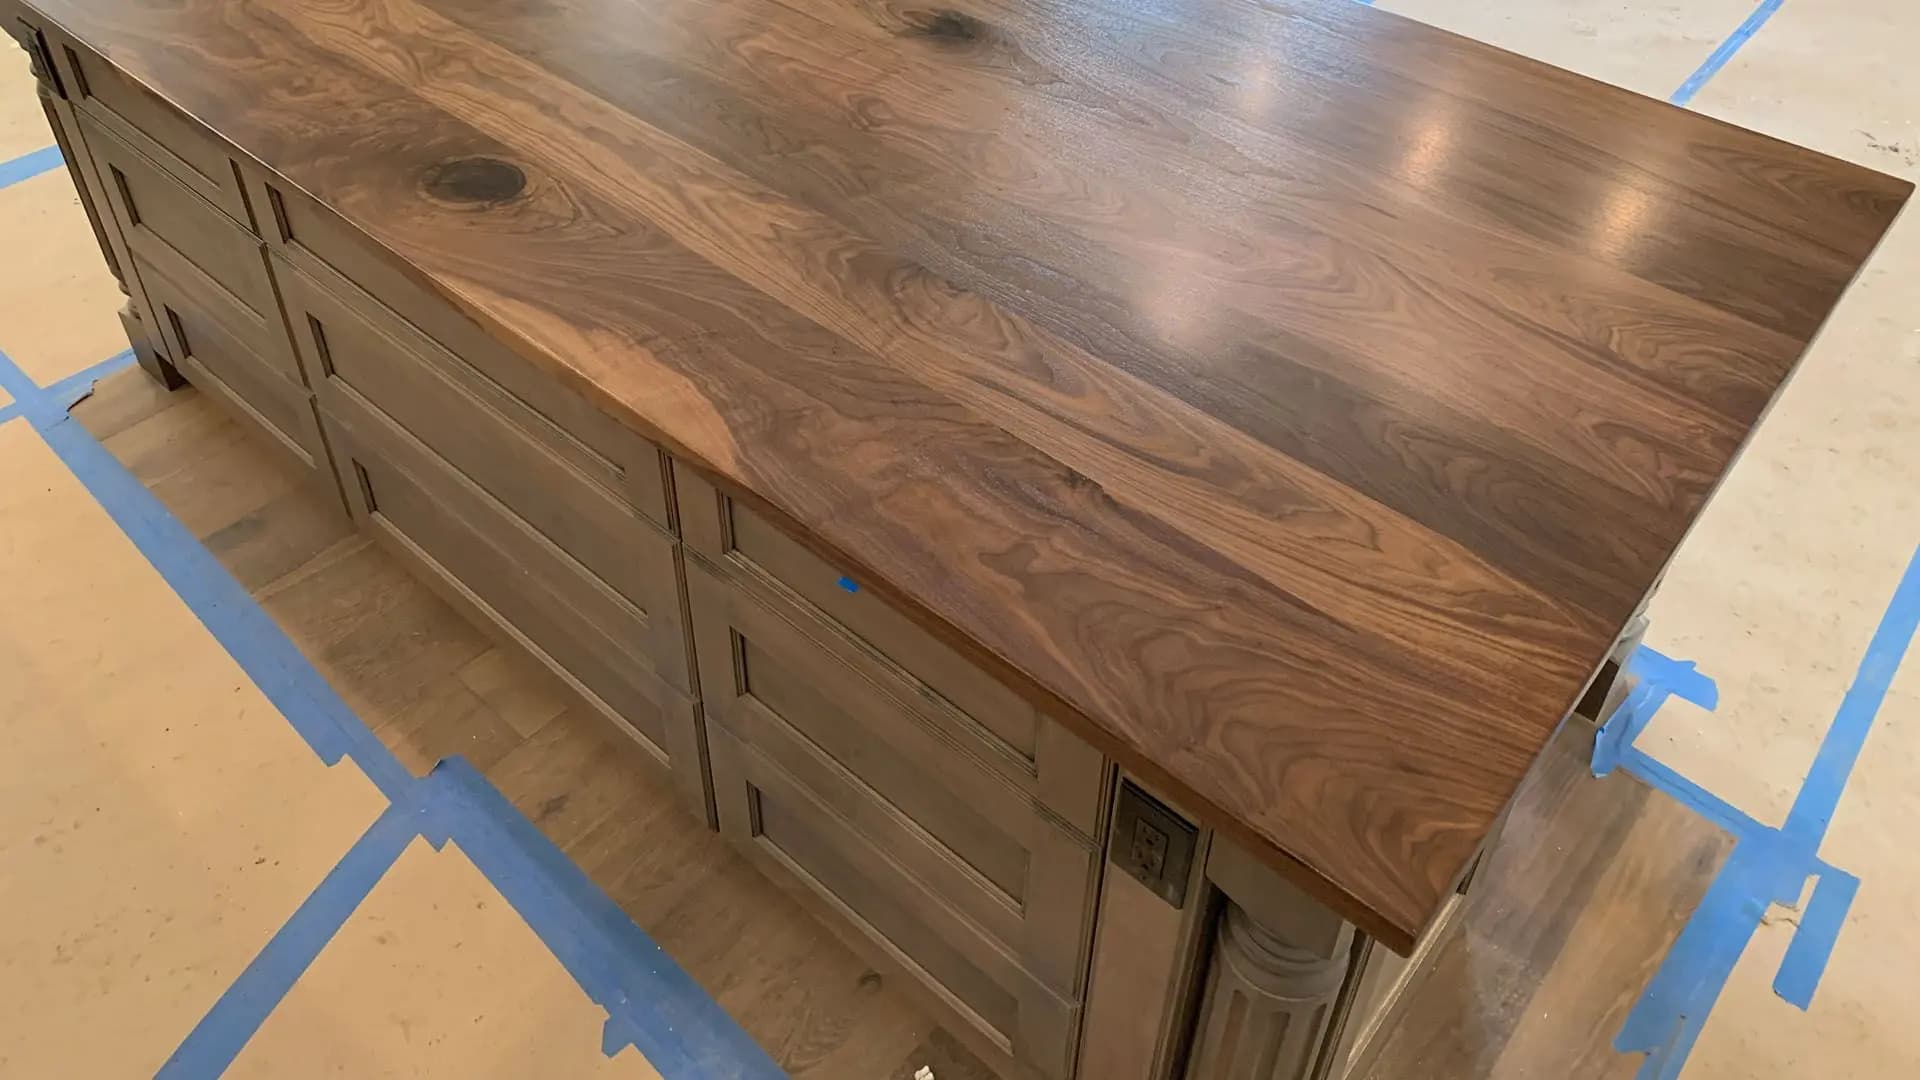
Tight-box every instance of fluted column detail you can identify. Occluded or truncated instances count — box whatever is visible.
[1185,901,1350,1080]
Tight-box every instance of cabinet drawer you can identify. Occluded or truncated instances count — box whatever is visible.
[52,32,250,224]
[690,559,1099,1001]
[324,387,706,812]
[132,251,324,473]
[678,465,1108,838]
[81,111,279,328]
[248,171,670,529]
[278,261,688,693]
[711,720,1080,1079]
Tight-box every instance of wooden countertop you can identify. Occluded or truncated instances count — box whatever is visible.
[21,0,1908,950]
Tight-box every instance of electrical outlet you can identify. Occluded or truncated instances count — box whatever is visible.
[1110,781,1197,908]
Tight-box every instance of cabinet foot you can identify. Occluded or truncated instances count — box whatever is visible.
[119,301,185,390]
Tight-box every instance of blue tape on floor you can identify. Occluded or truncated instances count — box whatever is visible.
[2,344,778,1078]
[1618,745,1763,838]
[0,144,64,192]
[1779,551,1920,851]
[0,346,411,799]
[154,800,423,1079]
[1671,0,1785,106]
[418,759,788,1079]
[1610,544,1920,1080]
[1593,646,1718,777]
[1774,866,1859,1009]
[45,349,136,409]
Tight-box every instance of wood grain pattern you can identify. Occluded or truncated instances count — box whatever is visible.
[18,0,1908,947]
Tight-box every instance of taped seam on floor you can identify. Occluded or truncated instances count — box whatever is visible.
[1609,543,1920,1080]
[0,144,63,191]
[0,345,779,1078]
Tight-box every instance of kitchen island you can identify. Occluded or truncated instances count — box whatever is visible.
[5,0,1907,1076]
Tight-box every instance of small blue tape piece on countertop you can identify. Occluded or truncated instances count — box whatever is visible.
[1611,544,1920,1080]
[1592,646,1718,777]
[837,574,860,593]
[0,144,64,192]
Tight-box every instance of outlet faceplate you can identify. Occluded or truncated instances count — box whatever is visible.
[1109,780,1198,909]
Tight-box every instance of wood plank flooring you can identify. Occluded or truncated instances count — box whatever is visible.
[1355,727,1734,1079]
[66,368,1729,1079]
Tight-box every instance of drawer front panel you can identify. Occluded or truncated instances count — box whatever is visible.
[251,172,670,528]
[54,34,250,223]
[133,252,322,471]
[83,113,278,324]
[732,495,1036,756]
[712,722,1080,1079]
[689,559,1099,1002]
[324,388,688,761]
[280,262,690,693]
[740,631,1031,902]
[678,465,1109,839]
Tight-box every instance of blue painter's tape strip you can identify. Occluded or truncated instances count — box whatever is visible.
[0,402,19,426]
[0,144,64,191]
[1631,647,1720,711]
[417,758,787,1079]
[837,574,860,593]
[1613,545,1918,1076]
[1593,647,1718,777]
[1780,546,1920,848]
[155,801,421,1079]
[1671,0,1785,106]
[1621,747,1764,839]
[1617,843,1772,1077]
[1774,865,1859,1009]
[44,349,136,409]
[0,347,416,802]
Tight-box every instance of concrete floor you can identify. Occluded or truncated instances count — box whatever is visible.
[2,2,1917,1077]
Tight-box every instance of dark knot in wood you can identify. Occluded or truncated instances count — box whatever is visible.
[904,8,988,44]
[422,156,527,205]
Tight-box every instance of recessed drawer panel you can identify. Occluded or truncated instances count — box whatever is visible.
[280,260,691,693]
[689,558,1100,1003]
[678,465,1109,839]
[711,721,1080,1080]
[323,387,706,814]
[249,171,670,529]
[132,251,323,472]
[81,112,278,325]
[53,33,251,224]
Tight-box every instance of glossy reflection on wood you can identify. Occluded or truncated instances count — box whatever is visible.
[20,0,1908,947]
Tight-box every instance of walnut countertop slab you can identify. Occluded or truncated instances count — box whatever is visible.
[19,0,1908,949]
